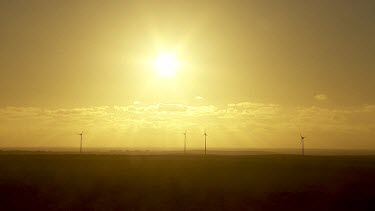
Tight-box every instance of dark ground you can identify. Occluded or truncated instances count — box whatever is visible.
[0,154,375,211]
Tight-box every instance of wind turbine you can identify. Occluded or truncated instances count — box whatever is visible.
[77,131,84,153]
[182,130,187,155]
[300,132,306,155]
[204,130,208,155]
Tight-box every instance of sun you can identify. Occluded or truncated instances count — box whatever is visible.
[153,52,180,78]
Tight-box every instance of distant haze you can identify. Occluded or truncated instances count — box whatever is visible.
[0,0,374,149]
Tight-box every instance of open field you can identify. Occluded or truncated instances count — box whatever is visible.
[1,154,375,210]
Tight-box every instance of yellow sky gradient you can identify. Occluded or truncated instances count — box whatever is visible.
[0,1,374,149]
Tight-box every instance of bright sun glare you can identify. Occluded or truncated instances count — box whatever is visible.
[153,52,179,78]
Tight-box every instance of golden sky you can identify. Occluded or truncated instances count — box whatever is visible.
[0,0,374,149]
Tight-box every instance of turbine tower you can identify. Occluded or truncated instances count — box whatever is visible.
[182,130,187,155]
[300,132,306,155]
[204,130,208,155]
[77,131,84,153]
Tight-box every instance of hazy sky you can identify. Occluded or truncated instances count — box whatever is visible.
[0,0,374,149]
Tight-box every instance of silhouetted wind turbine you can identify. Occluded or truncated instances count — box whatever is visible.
[204,130,208,155]
[300,132,306,155]
[77,131,84,153]
[182,130,187,155]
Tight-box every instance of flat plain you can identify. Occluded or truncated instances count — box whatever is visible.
[1,153,375,210]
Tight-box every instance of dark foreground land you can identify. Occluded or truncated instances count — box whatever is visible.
[1,154,375,211]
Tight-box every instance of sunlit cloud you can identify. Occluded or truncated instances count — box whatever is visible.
[314,94,328,101]
[157,104,188,112]
[0,102,374,149]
